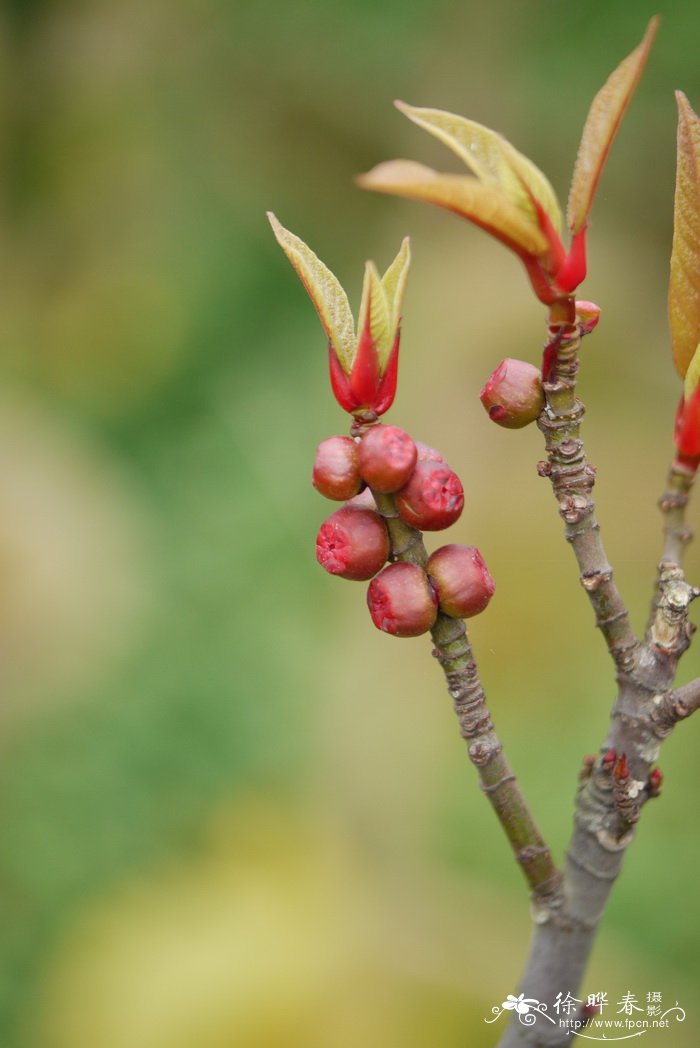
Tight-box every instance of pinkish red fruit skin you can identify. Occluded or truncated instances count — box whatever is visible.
[367,562,438,637]
[316,507,389,581]
[414,440,448,466]
[395,461,464,531]
[427,544,495,618]
[479,358,544,429]
[358,424,418,493]
[312,435,362,501]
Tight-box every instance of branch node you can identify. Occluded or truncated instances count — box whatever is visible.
[559,494,593,524]
[580,567,613,592]
[468,740,502,766]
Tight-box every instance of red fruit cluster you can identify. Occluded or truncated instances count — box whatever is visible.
[312,423,494,638]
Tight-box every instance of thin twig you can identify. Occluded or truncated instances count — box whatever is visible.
[537,313,639,675]
[371,486,561,906]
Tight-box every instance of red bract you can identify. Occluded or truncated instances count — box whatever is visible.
[674,387,700,465]
[316,507,389,581]
[328,326,400,417]
[396,461,464,531]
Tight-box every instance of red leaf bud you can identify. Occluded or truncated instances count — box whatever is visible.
[601,748,617,770]
[575,300,601,335]
[480,359,544,429]
[312,435,362,501]
[316,506,389,581]
[395,461,464,531]
[613,752,629,781]
[427,544,495,618]
[358,424,418,493]
[648,767,663,797]
[367,562,438,637]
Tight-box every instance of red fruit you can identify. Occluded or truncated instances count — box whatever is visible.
[480,358,544,429]
[427,544,495,618]
[414,440,448,466]
[312,435,362,501]
[358,424,417,493]
[345,487,377,511]
[367,562,438,637]
[395,461,464,531]
[316,507,389,581]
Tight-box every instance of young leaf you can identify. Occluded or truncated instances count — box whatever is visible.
[358,261,390,364]
[380,236,411,360]
[669,92,700,379]
[567,16,659,234]
[267,212,356,371]
[356,159,549,260]
[395,101,562,232]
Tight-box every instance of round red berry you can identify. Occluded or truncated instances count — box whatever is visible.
[316,506,389,581]
[427,544,495,618]
[358,424,417,493]
[367,562,438,637]
[395,461,464,531]
[312,435,362,501]
[479,358,544,429]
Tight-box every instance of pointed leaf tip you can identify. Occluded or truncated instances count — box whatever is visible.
[394,101,562,232]
[267,213,356,371]
[567,16,659,234]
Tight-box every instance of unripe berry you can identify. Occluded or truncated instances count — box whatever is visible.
[480,358,544,429]
[427,544,495,618]
[367,562,438,637]
[395,461,464,531]
[312,435,362,501]
[358,424,418,493]
[316,507,389,580]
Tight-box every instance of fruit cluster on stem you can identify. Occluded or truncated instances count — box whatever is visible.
[313,422,494,636]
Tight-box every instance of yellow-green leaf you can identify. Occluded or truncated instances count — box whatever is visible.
[380,236,411,347]
[395,102,562,233]
[670,92,700,379]
[684,345,700,399]
[267,212,355,370]
[356,159,549,260]
[567,17,659,234]
[358,260,390,361]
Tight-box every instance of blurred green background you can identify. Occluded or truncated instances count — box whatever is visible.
[0,1,698,1045]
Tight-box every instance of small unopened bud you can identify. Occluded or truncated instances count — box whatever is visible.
[613,753,629,781]
[358,424,418,493]
[648,767,663,797]
[480,358,544,429]
[312,436,362,501]
[367,562,438,637]
[575,300,601,336]
[601,748,617,771]
[427,544,495,618]
[396,461,464,531]
[316,506,389,580]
